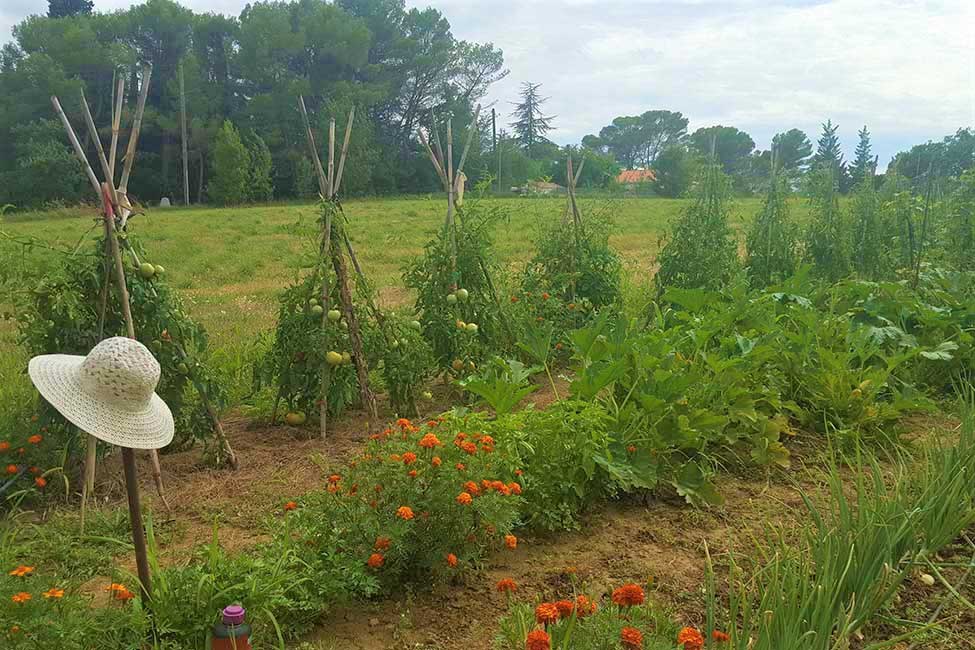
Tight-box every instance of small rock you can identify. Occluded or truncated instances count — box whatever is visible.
[369,617,380,627]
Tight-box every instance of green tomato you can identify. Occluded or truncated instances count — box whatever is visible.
[422,391,433,400]
[410,320,422,331]
[399,338,408,348]
[391,340,400,349]
[138,262,156,280]
[326,351,343,366]
[456,288,469,302]
[285,411,306,426]
[311,305,324,316]
[327,309,342,323]
[446,293,458,305]
[150,340,162,353]
[308,298,319,307]
[465,322,478,333]
[176,362,189,375]
[154,264,165,276]
[341,352,352,365]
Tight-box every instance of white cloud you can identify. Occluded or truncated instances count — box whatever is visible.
[4,0,973,165]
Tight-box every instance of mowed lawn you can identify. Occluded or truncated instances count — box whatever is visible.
[1,195,794,350]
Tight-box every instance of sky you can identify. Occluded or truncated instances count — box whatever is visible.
[3,0,974,167]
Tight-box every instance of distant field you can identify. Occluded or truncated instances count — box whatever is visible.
[1,195,800,350]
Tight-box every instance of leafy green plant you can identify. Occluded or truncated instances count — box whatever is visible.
[803,166,850,280]
[458,357,538,416]
[746,171,797,287]
[404,193,511,374]
[655,160,739,293]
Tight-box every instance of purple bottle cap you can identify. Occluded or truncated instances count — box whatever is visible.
[222,605,246,626]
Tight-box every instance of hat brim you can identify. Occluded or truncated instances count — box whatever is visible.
[28,354,174,450]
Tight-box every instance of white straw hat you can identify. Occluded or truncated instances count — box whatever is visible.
[28,337,174,450]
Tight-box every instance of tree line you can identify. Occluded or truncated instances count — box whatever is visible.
[0,0,972,207]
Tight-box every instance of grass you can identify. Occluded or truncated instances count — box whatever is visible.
[0,195,802,350]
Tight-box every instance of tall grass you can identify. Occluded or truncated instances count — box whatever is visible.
[706,403,975,649]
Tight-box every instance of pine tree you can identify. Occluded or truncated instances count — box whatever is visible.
[47,0,94,18]
[850,125,874,188]
[509,82,555,159]
[208,120,250,205]
[812,119,844,172]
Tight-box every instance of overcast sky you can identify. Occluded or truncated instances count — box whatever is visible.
[3,0,974,166]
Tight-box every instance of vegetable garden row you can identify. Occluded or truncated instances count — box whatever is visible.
[2,114,975,648]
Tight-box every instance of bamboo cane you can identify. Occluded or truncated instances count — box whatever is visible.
[446,119,457,279]
[119,65,152,198]
[80,88,119,209]
[327,119,335,197]
[333,108,355,197]
[50,96,101,197]
[109,76,124,183]
[298,96,329,199]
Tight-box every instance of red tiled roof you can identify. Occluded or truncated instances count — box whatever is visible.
[617,169,656,184]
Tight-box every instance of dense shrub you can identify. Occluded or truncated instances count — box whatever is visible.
[0,119,87,208]
[243,129,273,202]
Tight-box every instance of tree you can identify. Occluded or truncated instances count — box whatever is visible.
[687,125,755,176]
[770,129,812,183]
[850,125,874,188]
[47,0,94,18]
[583,110,687,169]
[243,129,273,202]
[812,119,843,171]
[510,82,555,159]
[209,120,250,205]
[651,145,697,198]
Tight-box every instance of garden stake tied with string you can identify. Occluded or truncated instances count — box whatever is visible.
[293,97,382,439]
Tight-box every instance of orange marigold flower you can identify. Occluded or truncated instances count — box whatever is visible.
[542,292,550,300]
[367,553,384,569]
[396,506,415,520]
[626,445,637,453]
[677,627,705,650]
[510,295,520,304]
[554,600,574,619]
[389,454,402,462]
[481,479,493,491]
[9,566,34,577]
[508,482,522,495]
[408,469,418,478]
[327,483,340,493]
[10,625,20,633]
[455,462,466,471]
[575,595,597,617]
[375,537,391,550]
[0,441,9,451]
[446,553,458,567]
[496,578,517,593]
[6,464,17,474]
[536,316,544,323]
[612,584,645,607]
[515,469,523,476]
[418,433,442,448]
[621,626,643,649]
[432,456,442,467]
[456,492,473,506]
[504,534,517,549]
[461,442,477,455]
[283,501,298,511]
[480,435,495,447]
[115,587,136,601]
[34,477,46,489]
[327,474,341,484]
[526,629,550,650]
[712,630,731,642]
[375,484,383,492]
[568,303,576,310]
[402,452,417,465]
[535,602,559,625]
[463,481,481,495]
[396,418,412,429]
[27,435,42,445]
[42,587,64,599]
[11,592,31,604]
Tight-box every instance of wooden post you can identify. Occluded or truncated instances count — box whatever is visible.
[179,64,189,207]
[119,65,152,198]
[109,76,124,183]
[446,119,456,279]
[121,447,152,602]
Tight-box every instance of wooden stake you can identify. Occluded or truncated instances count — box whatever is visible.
[51,96,101,197]
[80,88,118,208]
[327,119,336,197]
[119,65,152,197]
[179,64,189,207]
[121,447,152,602]
[298,96,329,198]
[446,119,457,278]
[333,108,355,197]
[109,76,124,183]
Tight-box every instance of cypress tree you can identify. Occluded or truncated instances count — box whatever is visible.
[850,126,874,188]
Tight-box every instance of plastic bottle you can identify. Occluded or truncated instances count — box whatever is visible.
[211,605,252,650]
